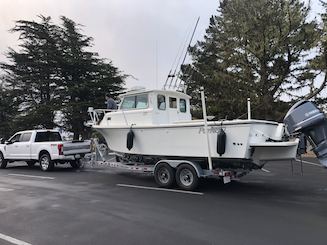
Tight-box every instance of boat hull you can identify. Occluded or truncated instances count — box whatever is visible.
[94,120,298,167]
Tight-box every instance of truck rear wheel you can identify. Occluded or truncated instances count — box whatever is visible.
[0,152,7,169]
[176,164,199,191]
[39,153,54,171]
[154,162,175,188]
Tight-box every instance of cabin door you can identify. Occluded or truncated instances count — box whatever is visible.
[168,97,179,123]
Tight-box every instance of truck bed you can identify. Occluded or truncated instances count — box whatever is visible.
[63,140,91,156]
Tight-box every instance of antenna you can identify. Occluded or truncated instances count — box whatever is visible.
[173,17,200,89]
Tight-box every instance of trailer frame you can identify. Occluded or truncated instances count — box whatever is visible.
[86,140,247,190]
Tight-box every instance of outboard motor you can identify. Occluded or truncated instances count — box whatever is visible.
[284,100,327,167]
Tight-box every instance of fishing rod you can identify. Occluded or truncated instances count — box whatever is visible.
[164,25,192,90]
[173,16,200,89]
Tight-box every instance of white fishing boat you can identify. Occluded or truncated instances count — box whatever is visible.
[87,87,327,189]
[90,88,298,165]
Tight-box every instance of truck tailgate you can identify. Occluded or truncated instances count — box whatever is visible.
[63,140,91,155]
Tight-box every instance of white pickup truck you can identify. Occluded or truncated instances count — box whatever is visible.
[0,130,91,171]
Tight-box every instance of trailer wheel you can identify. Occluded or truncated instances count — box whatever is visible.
[0,152,7,169]
[154,162,175,188]
[176,164,199,191]
[70,159,81,169]
[39,153,54,171]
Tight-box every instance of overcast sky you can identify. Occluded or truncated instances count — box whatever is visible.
[0,0,323,90]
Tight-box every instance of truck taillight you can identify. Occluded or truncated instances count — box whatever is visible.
[58,144,63,155]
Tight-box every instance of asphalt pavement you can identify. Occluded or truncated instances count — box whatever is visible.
[0,159,326,245]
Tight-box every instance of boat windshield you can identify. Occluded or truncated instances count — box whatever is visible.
[121,94,148,110]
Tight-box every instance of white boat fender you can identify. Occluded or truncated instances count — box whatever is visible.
[217,128,226,156]
[127,129,134,150]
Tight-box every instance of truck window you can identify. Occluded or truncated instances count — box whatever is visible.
[10,134,21,143]
[20,133,32,142]
[35,132,62,142]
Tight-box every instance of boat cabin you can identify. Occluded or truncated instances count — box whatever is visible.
[101,88,192,126]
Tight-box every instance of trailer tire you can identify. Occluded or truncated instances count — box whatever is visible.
[0,152,7,169]
[154,162,175,188]
[70,159,81,169]
[39,152,54,171]
[176,164,199,191]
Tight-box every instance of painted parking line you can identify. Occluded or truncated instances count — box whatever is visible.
[0,187,14,192]
[117,183,204,195]
[295,159,322,167]
[0,232,32,245]
[8,174,55,180]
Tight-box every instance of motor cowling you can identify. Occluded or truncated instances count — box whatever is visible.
[284,100,327,167]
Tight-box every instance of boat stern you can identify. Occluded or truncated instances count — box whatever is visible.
[250,139,299,166]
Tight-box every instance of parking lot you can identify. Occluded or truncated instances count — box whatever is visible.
[0,158,326,245]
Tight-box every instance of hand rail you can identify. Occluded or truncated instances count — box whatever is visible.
[86,107,118,126]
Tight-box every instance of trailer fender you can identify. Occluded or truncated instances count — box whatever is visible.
[154,160,204,178]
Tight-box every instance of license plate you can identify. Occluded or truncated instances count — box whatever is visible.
[223,176,231,184]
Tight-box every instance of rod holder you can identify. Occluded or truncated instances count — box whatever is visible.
[247,98,251,120]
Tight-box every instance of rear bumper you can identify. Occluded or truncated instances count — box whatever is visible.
[52,155,76,161]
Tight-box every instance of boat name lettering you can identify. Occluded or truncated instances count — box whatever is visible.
[304,109,319,117]
[198,126,225,134]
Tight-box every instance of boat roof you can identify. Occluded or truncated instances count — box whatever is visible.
[119,88,191,99]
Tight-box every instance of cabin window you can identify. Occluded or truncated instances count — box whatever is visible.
[121,96,136,109]
[157,95,166,110]
[121,94,148,110]
[135,94,148,109]
[180,99,186,113]
[169,97,177,108]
